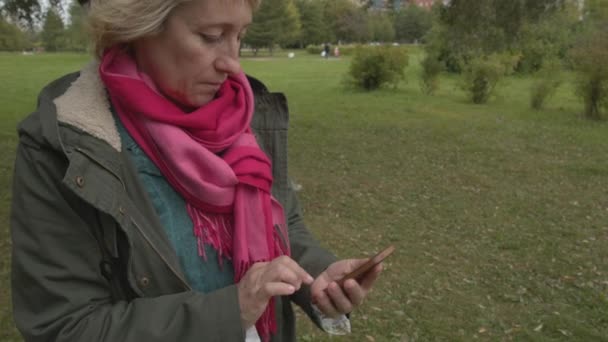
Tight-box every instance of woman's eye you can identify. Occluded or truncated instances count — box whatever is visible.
[201,34,223,44]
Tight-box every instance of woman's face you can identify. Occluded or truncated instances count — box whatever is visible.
[133,0,252,108]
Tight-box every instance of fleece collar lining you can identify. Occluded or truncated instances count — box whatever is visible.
[54,61,122,151]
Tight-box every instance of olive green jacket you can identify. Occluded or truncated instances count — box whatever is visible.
[11,63,336,342]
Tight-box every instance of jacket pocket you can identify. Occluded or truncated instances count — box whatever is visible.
[93,212,139,302]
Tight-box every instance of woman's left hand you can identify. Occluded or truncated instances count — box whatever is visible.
[310,259,383,318]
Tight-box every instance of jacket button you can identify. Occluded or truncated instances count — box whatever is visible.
[118,206,126,215]
[75,176,85,187]
[138,276,150,289]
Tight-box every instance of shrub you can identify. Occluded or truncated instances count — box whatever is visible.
[346,45,409,90]
[569,25,608,120]
[306,44,323,55]
[338,45,357,56]
[530,58,563,110]
[496,53,522,76]
[461,54,512,104]
[420,53,442,95]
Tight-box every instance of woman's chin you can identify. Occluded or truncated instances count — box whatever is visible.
[169,94,213,112]
[186,94,214,108]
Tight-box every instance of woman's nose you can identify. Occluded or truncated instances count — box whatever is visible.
[215,39,242,75]
[214,55,242,76]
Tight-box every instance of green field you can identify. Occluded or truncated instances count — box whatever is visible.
[1,50,607,341]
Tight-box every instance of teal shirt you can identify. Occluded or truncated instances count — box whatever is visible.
[117,120,234,293]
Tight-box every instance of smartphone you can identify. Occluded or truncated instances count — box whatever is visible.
[336,245,395,287]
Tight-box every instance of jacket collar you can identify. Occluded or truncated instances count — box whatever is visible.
[54,61,122,152]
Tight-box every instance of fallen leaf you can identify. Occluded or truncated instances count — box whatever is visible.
[366,335,376,342]
[534,324,543,332]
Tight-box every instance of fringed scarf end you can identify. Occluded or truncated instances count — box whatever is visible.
[188,204,234,264]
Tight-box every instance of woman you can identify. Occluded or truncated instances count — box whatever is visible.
[10,0,383,341]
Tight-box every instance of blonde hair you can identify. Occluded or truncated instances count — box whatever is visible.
[86,0,261,58]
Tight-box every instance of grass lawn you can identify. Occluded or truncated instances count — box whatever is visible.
[1,50,607,341]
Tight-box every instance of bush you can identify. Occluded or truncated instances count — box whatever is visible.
[496,53,522,76]
[530,59,563,110]
[569,25,608,120]
[461,54,512,104]
[346,45,409,90]
[420,53,442,95]
[306,44,323,55]
[337,45,357,56]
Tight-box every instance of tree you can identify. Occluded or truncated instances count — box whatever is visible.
[427,0,578,73]
[40,7,65,51]
[64,0,87,51]
[516,5,579,72]
[438,0,505,52]
[320,0,367,42]
[339,9,372,42]
[521,0,568,21]
[281,0,302,46]
[394,4,432,43]
[439,0,571,49]
[244,0,301,54]
[0,15,28,50]
[1,0,41,29]
[295,0,328,47]
[570,24,608,120]
[368,12,395,42]
[320,0,372,42]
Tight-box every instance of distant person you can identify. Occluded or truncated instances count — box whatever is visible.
[323,42,331,59]
[334,46,340,58]
[10,0,385,341]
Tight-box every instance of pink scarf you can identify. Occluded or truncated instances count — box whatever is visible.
[99,47,290,340]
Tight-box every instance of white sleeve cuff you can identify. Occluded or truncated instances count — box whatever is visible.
[311,304,352,335]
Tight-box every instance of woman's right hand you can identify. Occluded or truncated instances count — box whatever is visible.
[237,256,314,329]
